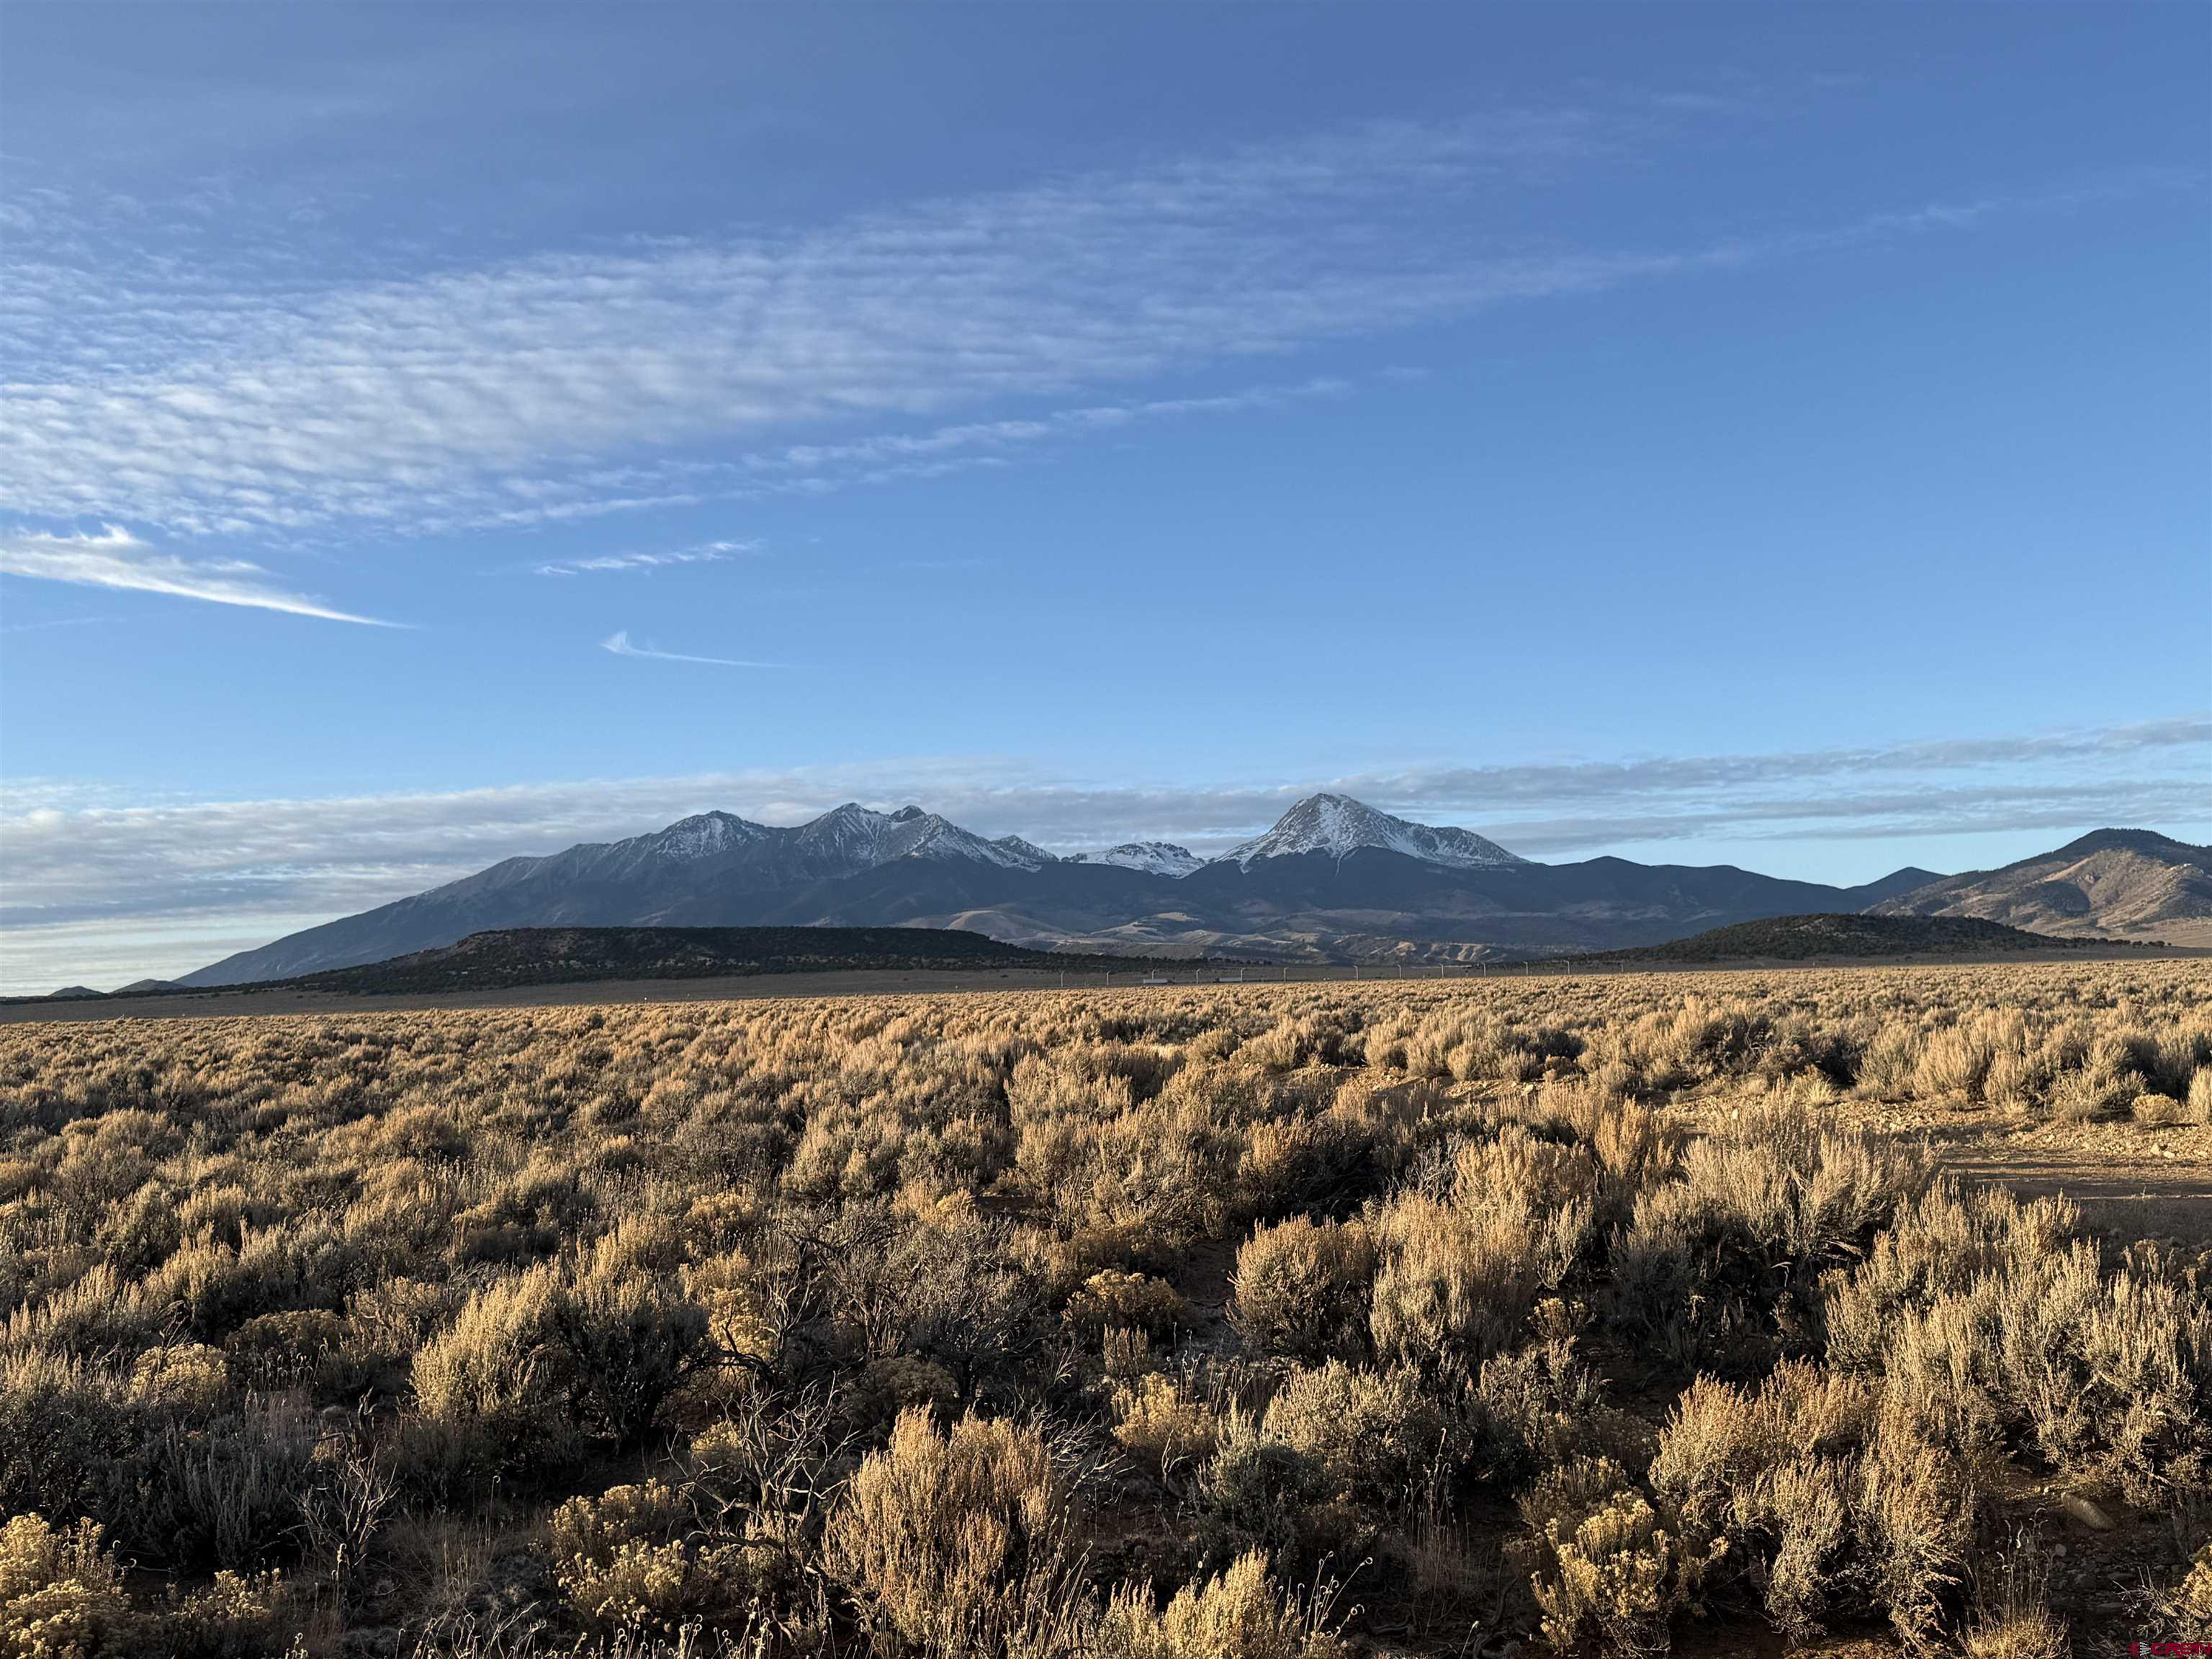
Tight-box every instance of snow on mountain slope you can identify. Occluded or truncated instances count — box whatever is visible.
[1216,793,1526,870]
[1067,841,1205,876]
[992,835,1061,868]
[524,811,775,886]
[891,812,1053,871]
[623,811,769,866]
[793,804,1051,873]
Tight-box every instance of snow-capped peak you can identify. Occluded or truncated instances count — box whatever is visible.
[791,804,1053,873]
[651,811,767,860]
[1068,840,1205,877]
[992,835,1060,869]
[1215,793,1526,871]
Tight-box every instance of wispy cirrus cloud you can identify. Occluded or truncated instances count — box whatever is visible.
[462,377,1357,534]
[0,525,392,624]
[5,94,2185,542]
[599,629,781,668]
[0,613,109,636]
[4,716,2202,990]
[536,539,760,577]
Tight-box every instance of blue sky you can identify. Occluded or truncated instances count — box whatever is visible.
[2,4,2207,989]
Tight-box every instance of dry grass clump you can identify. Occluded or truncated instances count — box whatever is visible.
[0,958,2203,1654]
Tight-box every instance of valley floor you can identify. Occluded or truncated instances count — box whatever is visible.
[1,959,2207,1657]
[6,943,2195,1025]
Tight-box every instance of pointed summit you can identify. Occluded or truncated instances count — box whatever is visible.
[1215,793,1526,871]
[649,811,768,860]
[992,834,1060,867]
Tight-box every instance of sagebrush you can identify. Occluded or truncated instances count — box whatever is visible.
[1,959,2206,1655]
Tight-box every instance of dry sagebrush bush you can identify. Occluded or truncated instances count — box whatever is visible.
[1259,1360,1461,1514]
[824,1407,1079,1653]
[1228,1215,1377,1362]
[1099,1551,1348,1659]
[1515,1455,1719,1658]
[0,959,2204,1655]
[1369,1183,1586,1378]
[545,1479,791,1636]
[413,1247,708,1471]
[0,1514,136,1659]
[1110,1371,1222,1482]
[1822,1182,2212,1506]
[1064,1269,1188,1346]
[1609,1105,1931,1372]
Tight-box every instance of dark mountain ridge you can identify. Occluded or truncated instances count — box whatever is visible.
[285,926,1120,995]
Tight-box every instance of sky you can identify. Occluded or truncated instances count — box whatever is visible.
[2,4,2208,992]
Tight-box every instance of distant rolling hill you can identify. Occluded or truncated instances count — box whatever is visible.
[1569,912,2138,966]
[282,926,1130,995]
[1871,830,2212,945]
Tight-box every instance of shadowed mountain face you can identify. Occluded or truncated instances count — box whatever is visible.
[168,793,1991,986]
[1870,830,2212,943]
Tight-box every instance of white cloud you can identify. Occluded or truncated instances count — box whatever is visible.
[5,99,2175,541]
[3,716,2202,991]
[599,629,780,668]
[536,539,760,577]
[0,613,107,635]
[0,524,392,624]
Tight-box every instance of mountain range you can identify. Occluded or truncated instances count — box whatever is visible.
[175,795,2208,987]
[1869,827,2212,945]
